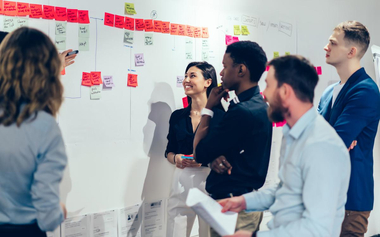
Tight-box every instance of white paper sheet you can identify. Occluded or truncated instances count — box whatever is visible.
[61,215,90,237]
[46,226,60,237]
[143,200,165,237]
[118,204,142,237]
[92,210,118,237]
[186,188,238,236]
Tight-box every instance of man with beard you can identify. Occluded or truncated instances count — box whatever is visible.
[219,55,351,237]
[193,41,272,236]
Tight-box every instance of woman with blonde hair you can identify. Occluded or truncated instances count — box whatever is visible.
[0,27,68,237]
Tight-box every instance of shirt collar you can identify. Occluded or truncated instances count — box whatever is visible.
[230,86,260,105]
[283,107,317,140]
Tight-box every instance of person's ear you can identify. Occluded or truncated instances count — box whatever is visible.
[204,78,212,88]
[348,46,357,59]
[238,64,246,76]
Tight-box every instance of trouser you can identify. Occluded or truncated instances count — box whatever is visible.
[0,223,46,237]
[340,210,371,237]
[167,166,210,237]
[210,209,262,237]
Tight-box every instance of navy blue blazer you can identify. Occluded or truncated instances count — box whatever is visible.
[318,68,380,211]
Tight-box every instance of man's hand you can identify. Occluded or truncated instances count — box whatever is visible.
[223,230,253,237]
[211,156,232,174]
[219,195,246,213]
[59,49,77,70]
[205,86,229,109]
[348,140,357,151]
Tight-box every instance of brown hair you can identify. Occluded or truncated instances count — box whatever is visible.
[0,27,63,126]
[334,21,370,59]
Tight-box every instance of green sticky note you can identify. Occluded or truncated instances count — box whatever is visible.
[78,24,90,38]
[55,36,66,50]
[78,37,90,51]
[125,3,137,15]
[285,52,290,56]
[241,25,250,35]
[273,52,280,58]
[234,25,241,35]
[90,85,102,100]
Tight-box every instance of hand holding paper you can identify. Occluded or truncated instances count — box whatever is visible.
[186,188,238,236]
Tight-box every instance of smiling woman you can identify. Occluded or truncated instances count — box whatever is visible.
[164,61,224,237]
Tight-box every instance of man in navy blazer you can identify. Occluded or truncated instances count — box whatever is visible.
[318,21,380,237]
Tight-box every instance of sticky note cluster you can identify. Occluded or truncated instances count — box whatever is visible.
[82,72,103,87]
[0,2,90,23]
[234,25,250,35]
[103,12,209,39]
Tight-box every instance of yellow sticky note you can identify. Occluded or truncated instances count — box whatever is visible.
[285,52,290,55]
[234,25,241,35]
[125,3,137,15]
[241,25,250,35]
[273,52,280,58]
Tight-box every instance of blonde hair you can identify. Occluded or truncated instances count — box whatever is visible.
[0,27,63,126]
[334,21,370,59]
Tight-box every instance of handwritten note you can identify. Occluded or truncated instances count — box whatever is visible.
[178,25,186,36]
[55,22,67,36]
[225,35,239,45]
[233,25,241,35]
[124,17,134,30]
[17,2,30,16]
[194,27,201,38]
[30,4,43,18]
[187,25,195,38]
[103,76,114,88]
[16,18,28,28]
[241,15,258,27]
[170,24,179,35]
[115,15,124,28]
[185,40,193,59]
[104,13,115,27]
[154,20,162,32]
[3,16,16,32]
[134,53,145,66]
[135,19,145,31]
[3,1,17,16]
[124,3,137,15]
[78,24,89,37]
[279,21,292,37]
[55,36,66,50]
[90,85,102,100]
[144,33,153,46]
[273,52,279,58]
[91,72,102,85]
[55,7,67,21]
[127,74,138,87]
[202,39,209,61]
[202,27,209,38]
[144,20,154,32]
[241,25,250,35]
[162,21,170,34]
[177,76,184,87]
[82,72,92,86]
[67,9,78,23]
[43,5,55,20]
[123,30,134,44]
[78,37,89,51]
[78,10,90,24]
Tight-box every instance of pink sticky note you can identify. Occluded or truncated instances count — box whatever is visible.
[317,66,322,75]
[67,9,78,23]
[78,10,90,24]
[265,66,270,71]
[275,121,286,127]
[182,97,189,108]
[232,36,239,43]
[225,35,233,45]
[104,12,115,27]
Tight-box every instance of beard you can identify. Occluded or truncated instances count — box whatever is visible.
[267,93,288,123]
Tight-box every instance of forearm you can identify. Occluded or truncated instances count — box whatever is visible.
[193,115,212,154]
[167,152,177,165]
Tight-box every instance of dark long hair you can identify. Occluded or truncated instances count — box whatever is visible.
[184,61,218,107]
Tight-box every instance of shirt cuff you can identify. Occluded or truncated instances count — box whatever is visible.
[201,108,214,118]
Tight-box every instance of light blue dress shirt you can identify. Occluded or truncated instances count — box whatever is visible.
[0,110,67,232]
[243,107,350,237]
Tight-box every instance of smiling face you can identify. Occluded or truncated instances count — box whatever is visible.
[324,30,352,67]
[183,66,211,97]
[263,66,288,122]
[219,53,239,91]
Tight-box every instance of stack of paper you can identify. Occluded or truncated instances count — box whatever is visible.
[186,188,238,236]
